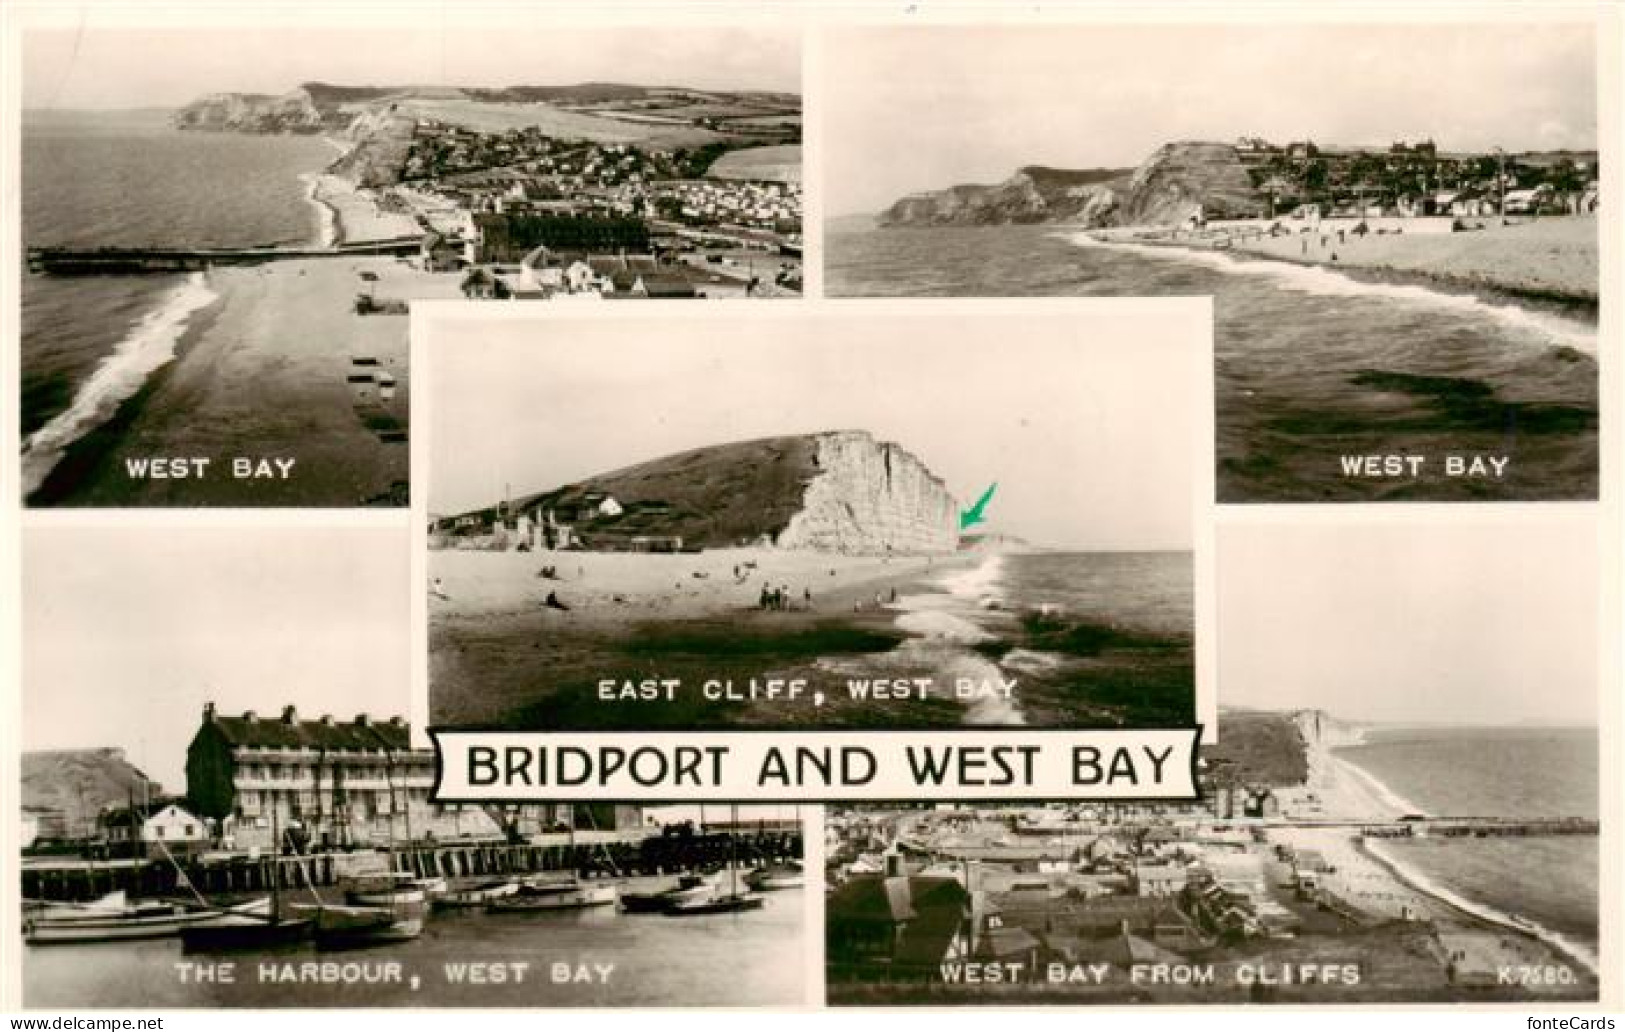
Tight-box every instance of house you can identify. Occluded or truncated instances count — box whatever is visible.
[1129,860,1188,898]
[185,703,503,850]
[826,856,975,980]
[420,232,465,273]
[99,801,208,856]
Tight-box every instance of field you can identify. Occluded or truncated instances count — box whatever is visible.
[392,97,728,148]
[707,145,803,184]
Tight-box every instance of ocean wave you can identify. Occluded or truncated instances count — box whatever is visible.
[999,648,1063,675]
[301,173,338,249]
[893,610,995,644]
[1364,838,1599,977]
[20,272,218,498]
[1066,231,1598,356]
[934,553,1005,599]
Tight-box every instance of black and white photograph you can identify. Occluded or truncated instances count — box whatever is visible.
[425,304,1206,733]
[825,515,1601,1004]
[822,20,1605,503]
[18,17,800,508]
[18,526,808,1008]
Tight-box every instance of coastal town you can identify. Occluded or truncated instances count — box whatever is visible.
[825,710,1599,1005]
[20,702,805,1005]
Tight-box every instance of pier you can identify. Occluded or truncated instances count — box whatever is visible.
[20,828,802,903]
[25,237,424,275]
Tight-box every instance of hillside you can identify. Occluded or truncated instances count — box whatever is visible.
[877,142,1266,229]
[21,748,162,839]
[1202,710,1310,787]
[507,430,960,555]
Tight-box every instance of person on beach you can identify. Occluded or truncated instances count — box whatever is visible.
[804,587,813,606]
[544,591,569,611]
[430,577,450,601]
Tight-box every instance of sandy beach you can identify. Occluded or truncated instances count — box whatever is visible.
[429,546,978,729]
[1100,214,1598,305]
[29,185,461,506]
[1270,731,1598,981]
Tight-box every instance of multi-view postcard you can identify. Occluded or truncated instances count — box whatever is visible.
[4,2,1622,1021]
[17,526,809,1008]
[421,304,1208,735]
[822,21,1605,503]
[18,22,800,507]
[827,517,1602,1004]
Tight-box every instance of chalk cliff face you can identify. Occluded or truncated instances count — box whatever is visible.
[878,143,1264,228]
[1292,709,1365,749]
[778,431,959,555]
[472,430,959,555]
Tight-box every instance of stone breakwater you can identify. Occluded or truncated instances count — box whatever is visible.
[778,430,959,555]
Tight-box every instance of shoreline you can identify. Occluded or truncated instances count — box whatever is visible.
[1080,218,1599,314]
[1300,738,1598,979]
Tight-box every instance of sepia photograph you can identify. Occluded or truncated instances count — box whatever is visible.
[825,517,1599,1004]
[823,21,1604,503]
[18,20,800,508]
[18,526,808,1008]
[424,304,1206,733]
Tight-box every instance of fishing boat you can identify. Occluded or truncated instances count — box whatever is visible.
[744,862,804,891]
[487,877,618,913]
[434,877,521,910]
[24,891,272,945]
[619,871,722,914]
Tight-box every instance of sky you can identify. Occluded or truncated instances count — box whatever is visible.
[1218,520,1598,727]
[426,305,1204,552]
[22,22,798,110]
[23,526,412,791]
[825,21,1598,215]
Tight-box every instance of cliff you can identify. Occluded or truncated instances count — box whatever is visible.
[21,748,161,840]
[778,431,959,554]
[173,87,326,133]
[878,142,1265,229]
[879,165,1126,227]
[516,430,959,555]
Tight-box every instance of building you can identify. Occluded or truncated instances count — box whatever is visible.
[186,703,501,851]
[100,801,209,857]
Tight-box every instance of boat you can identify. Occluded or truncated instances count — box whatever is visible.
[619,871,722,914]
[434,877,521,910]
[663,890,765,915]
[744,862,804,891]
[487,878,619,912]
[179,821,314,952]
[662,806,766,917]
[24,891,273,945]
[290,901,425,950]
[344,871,441,906]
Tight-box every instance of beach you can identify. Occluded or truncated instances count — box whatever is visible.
[28,185,457,506]
[429,546,975,729]
[1098,214,1598,306]
[1271,728,1599,983]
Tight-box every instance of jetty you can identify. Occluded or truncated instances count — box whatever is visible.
[20,827,803,903]
[26,236,424,275]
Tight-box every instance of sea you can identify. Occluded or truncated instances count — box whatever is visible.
[827,218,1599,503]
[24,883,805,1007]
[1335,726,1598,971]
[20,114,337,500]
[819,550,1194,727]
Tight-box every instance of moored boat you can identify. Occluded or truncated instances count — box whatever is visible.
[434,877,521,909]
[663,890,765,915]
[487,879,618,912]
[23,892,273,945]
[620,872,722,914]
[744,862,804,891]
[178,912,313,951]
[289,901,425,950]
[344,872,437,907]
